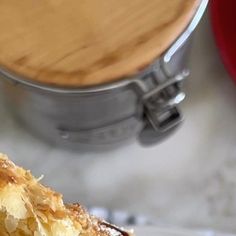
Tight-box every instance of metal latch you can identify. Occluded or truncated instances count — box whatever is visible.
[136,70,189,134]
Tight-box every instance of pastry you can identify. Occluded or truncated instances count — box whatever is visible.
[0,153,133,236]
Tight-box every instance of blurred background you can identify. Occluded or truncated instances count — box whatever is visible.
[1,10,236,234]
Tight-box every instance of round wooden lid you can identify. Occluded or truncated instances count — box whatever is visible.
[0,0,200,87]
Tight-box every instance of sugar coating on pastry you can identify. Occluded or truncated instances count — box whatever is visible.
[0,153,133,236]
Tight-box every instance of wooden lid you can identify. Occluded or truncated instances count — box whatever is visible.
[0,0,200,87]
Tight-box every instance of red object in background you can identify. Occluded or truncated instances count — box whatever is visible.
[210,0,236,81]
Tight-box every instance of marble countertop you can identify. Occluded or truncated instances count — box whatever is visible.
[1,13,236,233]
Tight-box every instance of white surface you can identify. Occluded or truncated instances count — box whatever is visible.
[135,227,235,236]
[1,14,236,233]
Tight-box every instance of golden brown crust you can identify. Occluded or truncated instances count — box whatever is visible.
[0,153,133,235]
[0,0,200,87]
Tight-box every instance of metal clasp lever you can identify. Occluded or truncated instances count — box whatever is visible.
[142,71,188,133]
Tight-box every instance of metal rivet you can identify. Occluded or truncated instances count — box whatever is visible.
[58,129,70,140]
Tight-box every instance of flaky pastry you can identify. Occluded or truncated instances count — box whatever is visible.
[0,153,133,236]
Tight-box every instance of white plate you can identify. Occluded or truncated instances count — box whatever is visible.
[134,227,235,236]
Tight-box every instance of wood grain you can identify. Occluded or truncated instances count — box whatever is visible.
[0,0,200,87]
